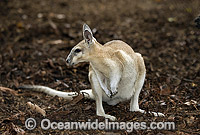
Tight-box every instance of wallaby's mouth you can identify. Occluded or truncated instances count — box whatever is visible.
[66,61,74,66]
[66,59,77,67]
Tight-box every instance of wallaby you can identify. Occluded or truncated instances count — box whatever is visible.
[20,24,164,121]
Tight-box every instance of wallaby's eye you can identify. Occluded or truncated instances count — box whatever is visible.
[74,48,81,53]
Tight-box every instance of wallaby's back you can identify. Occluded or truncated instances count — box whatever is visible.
[103,40,145,74]
[103,40,135,56]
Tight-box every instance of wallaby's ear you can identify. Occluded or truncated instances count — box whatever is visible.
[83,23,93,45]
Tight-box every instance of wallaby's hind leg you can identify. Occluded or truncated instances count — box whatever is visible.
[130,74,164,116]
[89,70,116,121]
[130,74,145,113]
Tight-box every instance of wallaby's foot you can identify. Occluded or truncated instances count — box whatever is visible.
[131,108,165,117]
[97,113,116,121]
[131,108,145,113]
[104,114,117,121]
[105,114,116,121]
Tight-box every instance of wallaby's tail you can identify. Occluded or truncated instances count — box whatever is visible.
[19,85,78,100]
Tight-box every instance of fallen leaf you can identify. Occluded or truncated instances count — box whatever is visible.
[184,100,197,106]
[186,116,195,126]
[16,22,24,28]
[168,17,176,22]
[47,58,56,68]
[2,123,25,135]
[48,40,64,45]
[84,105,92,111]
[0,86,20,96]
[160,84,171,95]
[56,79,69,88]
[27,102,46,116]
[186,8,192,13]
[48,19,59,35]
[56,14,65,19]
[70,94,84,105]
[168,115,175,120]
[191,83,197,87]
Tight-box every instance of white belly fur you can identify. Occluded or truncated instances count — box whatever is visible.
[101,50,138,105]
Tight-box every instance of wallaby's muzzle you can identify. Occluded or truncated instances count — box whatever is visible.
[66,54,74,66]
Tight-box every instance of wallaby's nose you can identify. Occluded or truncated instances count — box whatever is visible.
[66,58,70,64]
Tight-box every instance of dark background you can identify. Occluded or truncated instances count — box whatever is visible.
[0,0,200,134]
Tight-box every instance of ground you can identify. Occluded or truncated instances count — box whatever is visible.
[0,0,200,134]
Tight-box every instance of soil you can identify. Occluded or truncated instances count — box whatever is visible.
[0,0,200,134]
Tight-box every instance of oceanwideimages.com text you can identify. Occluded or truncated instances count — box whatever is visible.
[25,118,175,132]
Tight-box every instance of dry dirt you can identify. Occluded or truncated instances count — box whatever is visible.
[0,0,200,134]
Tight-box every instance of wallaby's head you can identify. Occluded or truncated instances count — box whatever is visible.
[66,24,97,66]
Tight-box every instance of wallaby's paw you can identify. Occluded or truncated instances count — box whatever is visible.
[110,91,118,98]
[102,88,112,98]
[104,114,117,121]
[131,108,145,113]
[110,87,118,97]
[105,91,112,98]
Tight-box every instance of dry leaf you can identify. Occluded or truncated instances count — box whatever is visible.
[56,79,69,88]
[48,19,59,35]
[48,39,64,45]
[168,115,175,120]
[186,116,195,127]
[27,102,46,116]
[160,84,171,95]
[191,83,197,87]
[184,100,197,106]
[2,123,25,135]
[47,58,56,68]
[0,86,19,96]
[70,94,84,105]
[84,105,92,111]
